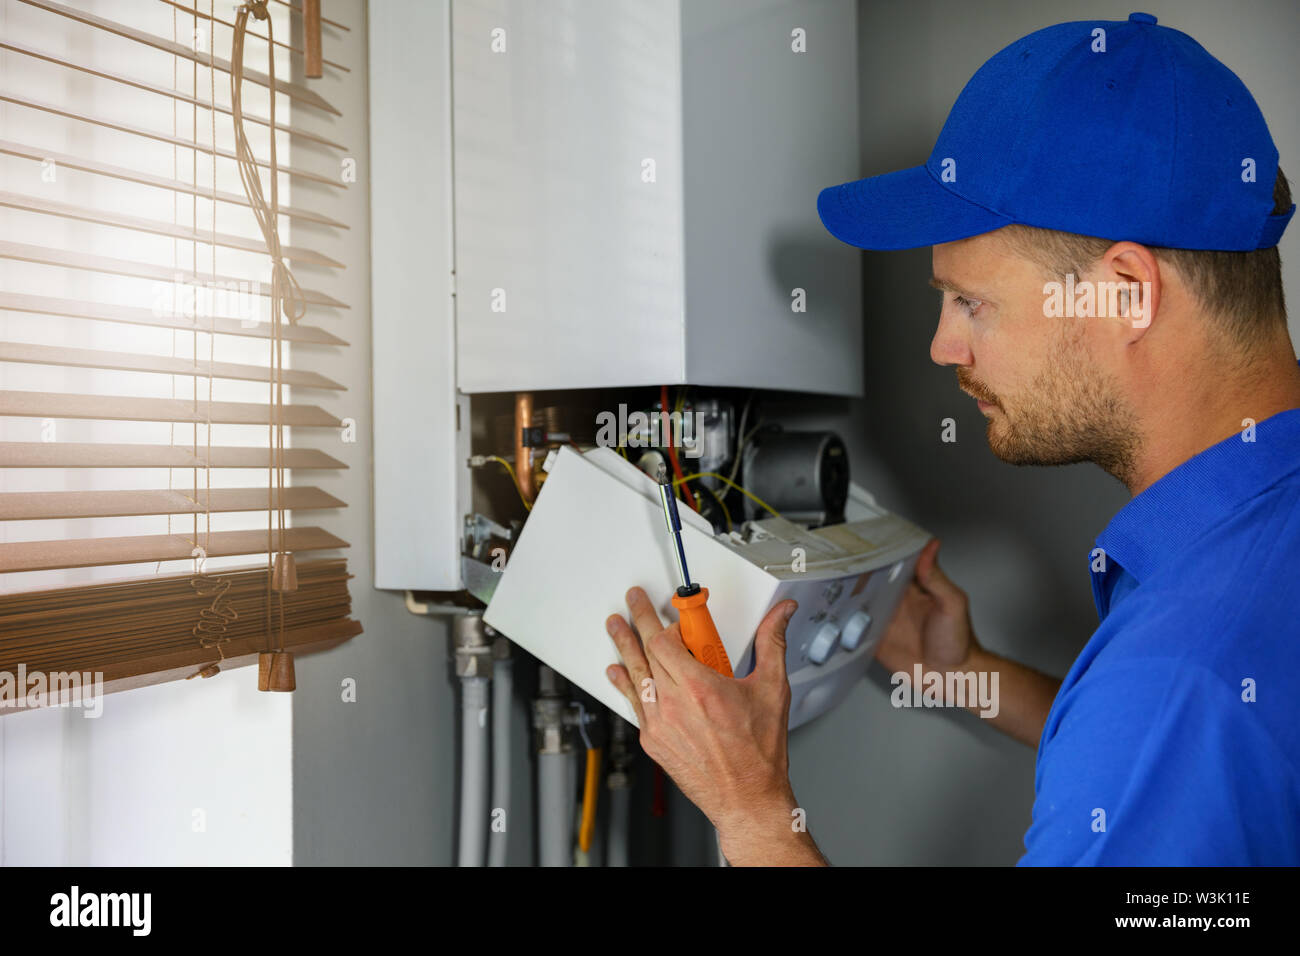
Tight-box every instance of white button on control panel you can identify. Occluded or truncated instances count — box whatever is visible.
[808,623,841,664]
[840,610,873,651]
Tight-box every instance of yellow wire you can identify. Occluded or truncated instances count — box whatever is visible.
[487,455,533,511]
[617,432,645,464]
[698,480,732,532]
[675,471,781,519]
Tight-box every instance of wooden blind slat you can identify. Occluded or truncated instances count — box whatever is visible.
[0,526,350,574]
[0,39,348,150]
[0,622,362,712]
[0,92,342,189]
[0,441,346,469]
[0,139,349,229]
[0,390,341,427]
[5,606,353,668]
[3,599,355,666]
[0,240,349,310]
[0,292,348,346]
[17,0,342,115]
[0,558,361,708]
[0,486,345,521]
[0,340,345,390]
[0,191,345,269]
[0,558,348,615]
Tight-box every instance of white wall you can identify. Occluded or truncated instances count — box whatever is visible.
[3,679,291,866]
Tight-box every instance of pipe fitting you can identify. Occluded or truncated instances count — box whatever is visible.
[453,613,495,679]
[608,715,634,782]
[533,665,570,755]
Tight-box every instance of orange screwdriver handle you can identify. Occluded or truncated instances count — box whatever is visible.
[671,587,733,677]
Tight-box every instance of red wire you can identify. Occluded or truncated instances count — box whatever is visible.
[651,763,667,817]
[660,385,699,513]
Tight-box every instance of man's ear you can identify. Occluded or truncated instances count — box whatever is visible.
[1100,241,1162,338]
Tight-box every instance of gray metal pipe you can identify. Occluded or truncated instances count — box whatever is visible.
[538,751,572,866]
[458,676,490,866]
[606,782,630,867]
[488,646,513,867]
[605,716,633,866]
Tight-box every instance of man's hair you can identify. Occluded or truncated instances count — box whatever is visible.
[999,169,1291,354]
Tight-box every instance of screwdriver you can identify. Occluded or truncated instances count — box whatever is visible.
[656,465,734,677]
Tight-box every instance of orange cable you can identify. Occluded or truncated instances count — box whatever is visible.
[660,384,698,512]
[578,747,602,854]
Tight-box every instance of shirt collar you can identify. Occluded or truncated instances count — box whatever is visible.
[1095,403,1300,588]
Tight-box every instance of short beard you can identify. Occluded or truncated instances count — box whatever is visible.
[960,322,1142,486]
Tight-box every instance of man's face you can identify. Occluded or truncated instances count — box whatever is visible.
[929,230,1139,478]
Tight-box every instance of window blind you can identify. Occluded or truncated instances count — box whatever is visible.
[0,0,361,709]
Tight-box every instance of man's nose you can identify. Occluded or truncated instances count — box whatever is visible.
[929,306,973,367]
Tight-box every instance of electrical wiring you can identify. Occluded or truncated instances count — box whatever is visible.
[675,471,781,520]
[671,390,686,505]
[480,398,756,525]
[698,481,732,532]
[726,391,754,486]
[485,455,533,511]
[662,385,699,513]
[617,433,641,460]
[673,387,709,507]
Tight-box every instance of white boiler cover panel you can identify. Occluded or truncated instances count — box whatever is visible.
[484,447,782,728]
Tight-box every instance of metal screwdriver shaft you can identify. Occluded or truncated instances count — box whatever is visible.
[657,464,695,593]
[654,465,733,676]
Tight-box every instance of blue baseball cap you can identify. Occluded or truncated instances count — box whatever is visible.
[817,12,1294,252]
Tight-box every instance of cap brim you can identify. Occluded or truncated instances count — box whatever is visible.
[817,165,1013,251]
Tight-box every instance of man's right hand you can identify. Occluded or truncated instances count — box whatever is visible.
[875,537,1062,747]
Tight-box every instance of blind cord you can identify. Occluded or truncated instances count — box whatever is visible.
[190,0,238,676]
[233,0,300,658]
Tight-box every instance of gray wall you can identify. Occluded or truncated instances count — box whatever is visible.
[287,1,449,866]
[743,0,1300,865]
[288,0,538,867]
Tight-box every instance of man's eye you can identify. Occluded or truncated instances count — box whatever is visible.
[953,294,982,316]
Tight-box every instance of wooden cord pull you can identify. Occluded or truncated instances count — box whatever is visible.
[304,0,323,78]
[271,551,299,591]
[258,651,296,692]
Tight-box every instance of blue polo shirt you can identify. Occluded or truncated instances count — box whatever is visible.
[1018,403,1300,865]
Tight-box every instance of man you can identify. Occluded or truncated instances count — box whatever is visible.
[605,12,1300,865]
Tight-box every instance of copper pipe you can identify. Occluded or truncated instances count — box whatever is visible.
[515,392,536,504]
